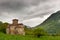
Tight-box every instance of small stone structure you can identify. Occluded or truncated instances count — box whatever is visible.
[6,19,25,35]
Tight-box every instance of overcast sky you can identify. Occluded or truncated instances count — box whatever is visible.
[0,0,60,27]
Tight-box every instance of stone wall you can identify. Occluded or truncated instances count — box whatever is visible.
[6,19,25,35]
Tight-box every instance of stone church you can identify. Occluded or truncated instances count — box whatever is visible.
[6,19,25,35]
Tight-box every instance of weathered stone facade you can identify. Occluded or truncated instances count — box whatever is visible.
[6,19,25,35]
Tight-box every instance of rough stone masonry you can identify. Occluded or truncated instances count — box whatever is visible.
[6,19,25,35]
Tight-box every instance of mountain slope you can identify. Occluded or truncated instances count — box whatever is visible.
[36,11,60,35]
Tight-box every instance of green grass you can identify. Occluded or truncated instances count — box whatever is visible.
[0,33,60,40]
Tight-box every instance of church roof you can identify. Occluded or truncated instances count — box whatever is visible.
[19,23,23,25]
[13,19,18,21]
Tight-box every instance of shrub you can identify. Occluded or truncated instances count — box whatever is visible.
[0,22,8,33]
[33,28,47,37]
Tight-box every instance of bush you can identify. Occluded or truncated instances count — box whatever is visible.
[33,28,48,37]
[0,22,8,33]
[25,28,34,35]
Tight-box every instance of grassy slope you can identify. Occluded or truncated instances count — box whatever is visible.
[36,11,60,34]
[0,33,60,40]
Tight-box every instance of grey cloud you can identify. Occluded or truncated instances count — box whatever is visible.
[0,0,41,13]
[0,1,24,11]
[0,0,58,19]
[0,0,60,27]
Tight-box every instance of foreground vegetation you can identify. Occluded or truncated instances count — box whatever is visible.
[0,32,59,40]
